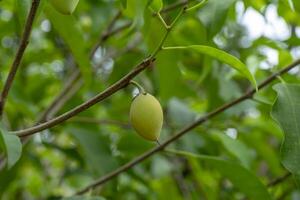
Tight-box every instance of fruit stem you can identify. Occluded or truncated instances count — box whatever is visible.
[129,81,146,95]
[156,140,161,146]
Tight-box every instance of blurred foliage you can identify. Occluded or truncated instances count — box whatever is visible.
[0,0,300,199]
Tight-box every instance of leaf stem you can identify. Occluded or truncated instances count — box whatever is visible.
[157,12,170,29]
[185,0,207,12]
[276,75,286,84]
[170,6,187,27]
[151,7,186,58]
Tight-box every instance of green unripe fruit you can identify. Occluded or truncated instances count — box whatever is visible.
[50,0,79,15]
[130,93,163,141]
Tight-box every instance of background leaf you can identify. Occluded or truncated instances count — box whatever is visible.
[163,45,257,88]
[0,125,22,169]
[213,132,254,168]
[0,0,299,198]
[44,4,92,84]
[167,149,272,200]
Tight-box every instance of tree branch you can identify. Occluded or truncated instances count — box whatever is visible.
[13,57,155,137]
[160,0,189,14]
[39,0,192,123]
[37,12,131,123]
[37,70,81,123]
[0,8,135,169]
[74,58,300,195]
[0,0,40,116]
[13,5,186,138]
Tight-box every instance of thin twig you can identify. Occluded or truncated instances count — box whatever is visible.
[34,0,190,124]
[13,4,187,138]
[90,12,131,57]
[74,59,300,195]
[13,57,155,137]
[37,70,81,123]
[37,15,130,123]
[0,0,40,116]
[160,0,189,14]
[0,9,133,170]
[267,172,292,187]
[46,79,84,120]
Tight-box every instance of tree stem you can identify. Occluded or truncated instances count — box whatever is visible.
[0,0,40,117]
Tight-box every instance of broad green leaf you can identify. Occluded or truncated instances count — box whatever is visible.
[156,51,194,100]
[278,50,293,68]
[293,0,300,12]
[163,45,257,89]
[271,83,300,178]
[151,177,182,200]
[0,125,22,169]
[149,0,163,13]
[213,133,254,168]
[68,127,118,175]
[44,4,91,84]
[167,149,272,200]
[120,0,127,8]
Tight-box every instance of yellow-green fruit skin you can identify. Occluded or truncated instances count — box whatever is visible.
[50,0,79,15]
[130,93,163,141]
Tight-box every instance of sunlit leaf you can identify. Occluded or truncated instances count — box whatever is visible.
[163,45,257,89]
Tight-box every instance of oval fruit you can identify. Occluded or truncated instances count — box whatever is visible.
[130,93,163,141]
[50,0,79,15]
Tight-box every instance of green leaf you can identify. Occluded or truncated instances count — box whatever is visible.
[0,125,22,169]
[271,83,300,178]
[163,45,257,89]
[167,149,272,200]
[198,0,237,37]
[186,0,208,12]
[68,126,118,175]
[120,0,127,8]
[123,0,149,29]
[156,51,194,100]
[293,0,300,12]
[213,133,254,168]
[278,50,293,68]
[44,4,91,85]
[149,0,163,12]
